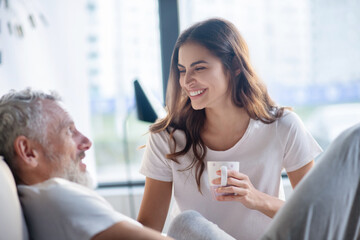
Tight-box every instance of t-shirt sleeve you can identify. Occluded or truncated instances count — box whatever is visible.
[278,111,323,172]
[19,179,141,240]
[51,185,140,239]
[139,131,173,182]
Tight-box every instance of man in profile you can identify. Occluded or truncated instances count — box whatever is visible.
[0,88,234,240]
[0,89,173,240]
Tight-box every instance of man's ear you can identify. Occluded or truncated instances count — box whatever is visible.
[13,136,40,167]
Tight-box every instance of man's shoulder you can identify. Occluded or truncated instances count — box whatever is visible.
[18,180,140,239]
[18,178,97,204]
[18,177,115,221]
[19,178,83,192]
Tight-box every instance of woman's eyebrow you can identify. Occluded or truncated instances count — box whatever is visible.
[177,60,209,68]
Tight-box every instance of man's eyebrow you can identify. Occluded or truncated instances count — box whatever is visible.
[58,119,74,131]
[177,60,209,68]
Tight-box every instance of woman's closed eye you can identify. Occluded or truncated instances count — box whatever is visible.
[178,66,206,75]
[195,66,206,72]
[178,68,186,74]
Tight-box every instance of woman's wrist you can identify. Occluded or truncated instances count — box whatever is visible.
[255,191,284,218]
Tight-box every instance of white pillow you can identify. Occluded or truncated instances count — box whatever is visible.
[0,156,29,240]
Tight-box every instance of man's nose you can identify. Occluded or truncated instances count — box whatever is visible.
[78,134,92,150]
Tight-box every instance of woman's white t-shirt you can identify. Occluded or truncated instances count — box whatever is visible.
[140,111,322,240]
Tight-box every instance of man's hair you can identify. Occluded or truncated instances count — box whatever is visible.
[0,88,61,177]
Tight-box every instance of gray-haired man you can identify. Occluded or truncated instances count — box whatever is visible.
[0,88,234,240]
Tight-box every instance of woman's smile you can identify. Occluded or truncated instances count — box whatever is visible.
[189,89,207,97]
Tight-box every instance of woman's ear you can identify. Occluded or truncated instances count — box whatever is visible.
[231,58,241,77]
[13,136,39,167]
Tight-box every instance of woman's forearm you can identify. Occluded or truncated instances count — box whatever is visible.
[255,191,285,218]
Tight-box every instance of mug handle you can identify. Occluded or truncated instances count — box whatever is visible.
[220,166,228,186]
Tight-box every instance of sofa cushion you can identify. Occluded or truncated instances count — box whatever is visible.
[0,156,29,240]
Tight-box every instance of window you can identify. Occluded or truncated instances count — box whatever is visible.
[2,0,359,186]
[178,0,360,150]
[87,0,162,184]
[0,0,163,185]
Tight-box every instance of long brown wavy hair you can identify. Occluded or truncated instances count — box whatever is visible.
[150,18,288,192]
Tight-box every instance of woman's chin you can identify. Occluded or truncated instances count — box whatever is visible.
[191,103,205,110]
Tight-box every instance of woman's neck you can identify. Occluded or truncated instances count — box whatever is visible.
[204,104,249,133]
[202,105,250,151]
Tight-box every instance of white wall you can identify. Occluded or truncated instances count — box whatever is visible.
[0,0,96,179]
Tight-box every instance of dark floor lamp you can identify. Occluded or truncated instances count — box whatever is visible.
[134,79,162,123]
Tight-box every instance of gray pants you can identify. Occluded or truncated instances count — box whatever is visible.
[167,123,360,240]
[167,210,235,240]
[262,123,360,240]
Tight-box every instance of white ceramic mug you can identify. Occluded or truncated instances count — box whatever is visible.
[207,161,240,200]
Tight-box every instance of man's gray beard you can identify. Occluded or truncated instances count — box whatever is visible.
[48,153,93,189]
[61,160,94,189]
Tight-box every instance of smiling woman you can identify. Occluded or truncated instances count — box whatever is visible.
[137,18,322,240]
[178,42,230,110]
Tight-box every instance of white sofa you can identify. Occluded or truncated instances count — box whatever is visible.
[0,156,29,240]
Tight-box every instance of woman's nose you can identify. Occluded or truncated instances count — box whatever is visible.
[184,71,195,87]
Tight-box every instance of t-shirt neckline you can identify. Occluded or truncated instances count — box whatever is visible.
[206,118,255,153]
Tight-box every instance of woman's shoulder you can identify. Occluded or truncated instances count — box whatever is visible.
[253,110,301,129]
[277,109,303,126]
[275,109,308,135]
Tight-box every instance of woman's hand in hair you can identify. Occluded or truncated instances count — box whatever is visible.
[212,170,284,218]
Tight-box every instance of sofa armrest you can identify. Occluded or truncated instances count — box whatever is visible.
[0,156,29,240]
